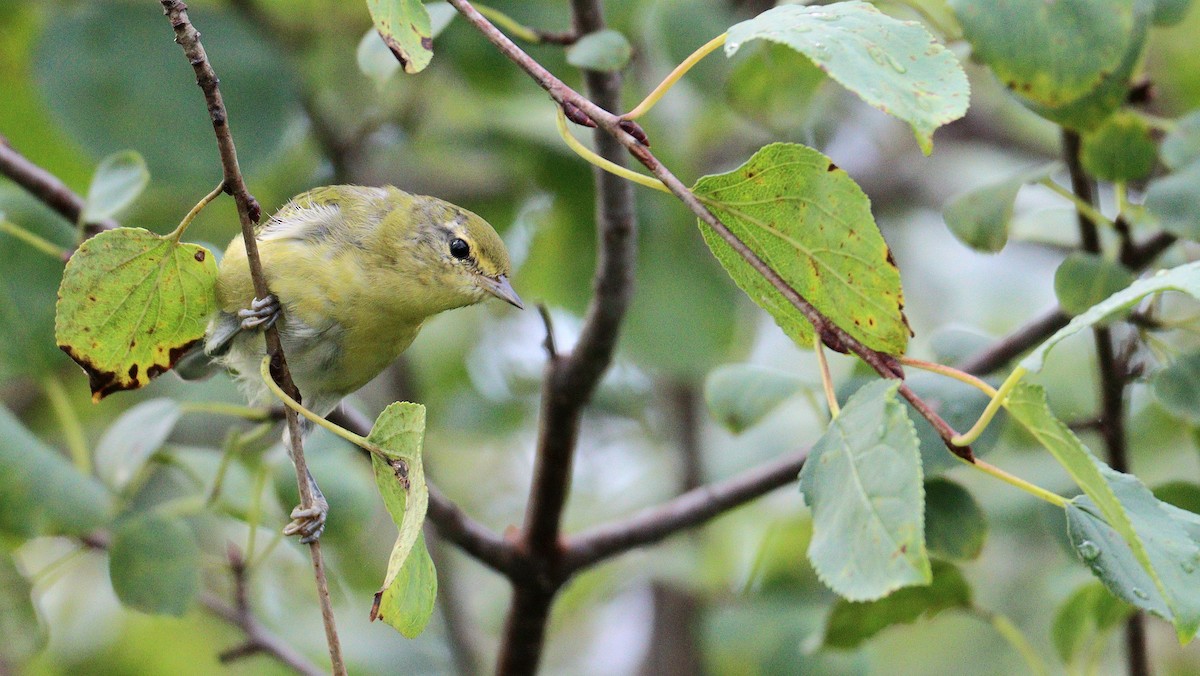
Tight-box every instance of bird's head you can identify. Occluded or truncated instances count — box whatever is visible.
[400,194,524,314]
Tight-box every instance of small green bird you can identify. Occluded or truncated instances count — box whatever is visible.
[183,185,522,541]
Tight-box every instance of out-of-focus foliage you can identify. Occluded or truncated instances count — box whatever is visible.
[3,0,1200,673]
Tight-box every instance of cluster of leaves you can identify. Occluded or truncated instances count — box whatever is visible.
[6,0,1200,671]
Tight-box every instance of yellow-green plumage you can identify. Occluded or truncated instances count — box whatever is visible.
[208,185,519,416]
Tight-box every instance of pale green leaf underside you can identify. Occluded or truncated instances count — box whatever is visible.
[1146,161,1200,241]
[1021,261,1200,372]
[54,227,218,400]
[703,363,806,433]
[108,513,200,616]
[0,553,46,663]
[1053,253,1135,316]
[366,0,433,75]
[566,29,632,72]
[1006,383,1200,641]
[725,1,969,154]
[1052,581,1134,664]
[800,379,929,601]
[94,398,182,491]
[943,164,1054,253]
[693,142,910,355]
[1153,351,1200,424]
[368,402,435,637]
[83,150,149,222]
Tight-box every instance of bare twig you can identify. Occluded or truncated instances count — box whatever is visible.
[0,139,116,235]
[207,547,324,676]
[1062,129,1148,676]
[158,2,344,673]
[563,448,808,571]
[445,0,972,464]
[495,0,639,667]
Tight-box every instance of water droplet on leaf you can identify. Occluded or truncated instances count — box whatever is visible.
[1078,540,1100,561]
[1133,588,1150,600]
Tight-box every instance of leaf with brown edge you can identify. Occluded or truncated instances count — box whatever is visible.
[693,142,911,355]
[366,0,434,75]
[55,227,217,401]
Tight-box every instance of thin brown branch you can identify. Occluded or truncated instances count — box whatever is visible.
[495,0,640,669]
[206,546,324,676]
[563,448,809,571]
[158,2,344,673]
[446,0,969,463]
[0,138,117,235]
[202,594,324,676]
[957,228,1177,376]
[1063,128,1147,676]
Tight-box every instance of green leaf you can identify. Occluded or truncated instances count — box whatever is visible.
[1153,351,1200,424]
[1021,260,1200,373]
[1080,112,1157,181]
[0,404,113,538]
[1006,383,1200,641]
[1154,482,1200,515]
[800,380,930,601]
[82,151,149,223]
[725,1,968,154]
[366,0,433,75]
[821,560,971,649]
[693,143,910,355]
[357,5,454,87]
[374,532,437,637]
[1152,0,1194,25]
[0,198,69,380]
[951,0,1151,130]
[1051,581,1134,664]
[94,399,182,491]
[1146,161,1200,241]
[924,478,988,561]
[0,552,46,665]
[566,29,632,72]
[1161,110,1200,170]
[367,402,435,637]
[1053,253,1135,316]
[1066,487,1200,643]
[55,227,218,401]
[943,179,1020,253]
[942,164,1054,253]
[703,364,805,433]
[725,42,827,131]
[108,513,200,616]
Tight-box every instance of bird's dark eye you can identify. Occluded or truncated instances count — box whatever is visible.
[449,238,470,260]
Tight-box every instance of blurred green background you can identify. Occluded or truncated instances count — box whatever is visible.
[4,0,1200,673]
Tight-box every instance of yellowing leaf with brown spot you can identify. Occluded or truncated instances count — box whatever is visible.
[693,143,910,355]
[55,228,217,401]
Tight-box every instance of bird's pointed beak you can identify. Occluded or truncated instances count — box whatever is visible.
[479,274,525,310]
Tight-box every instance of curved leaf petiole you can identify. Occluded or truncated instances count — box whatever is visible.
[259,357,390,460]
[958,455,1067,508]
[624,32,727,120]
[898,356,997,397]
[168,181,225,243]
[952,366,1027,446]
[814,333,840,418]
[555,106,671,193]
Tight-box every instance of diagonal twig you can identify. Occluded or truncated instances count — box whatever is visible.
[0,139,117,236]
[158,2,344,673]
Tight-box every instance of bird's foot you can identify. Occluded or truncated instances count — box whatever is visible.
[238,294,281,331]
[283,495,329,544]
